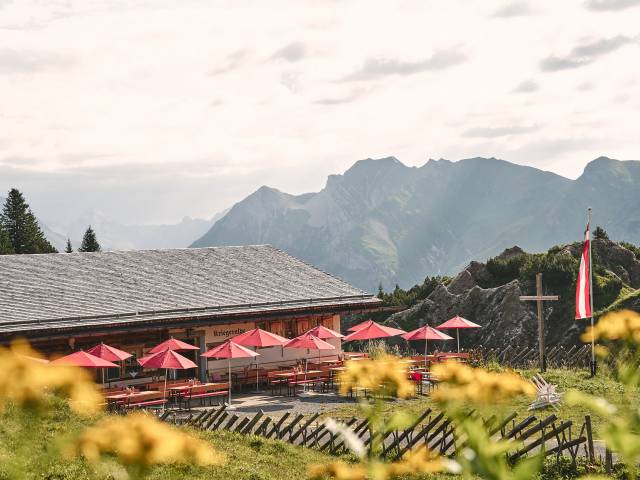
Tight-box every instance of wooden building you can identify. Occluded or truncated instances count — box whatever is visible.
[0,245,381,382]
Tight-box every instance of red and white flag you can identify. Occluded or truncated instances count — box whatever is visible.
[575,223,592,319]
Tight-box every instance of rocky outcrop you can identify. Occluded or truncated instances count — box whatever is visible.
[386,279,569,349]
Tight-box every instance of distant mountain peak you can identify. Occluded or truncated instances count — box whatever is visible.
[192,156,640,291]
[344,156,407,175]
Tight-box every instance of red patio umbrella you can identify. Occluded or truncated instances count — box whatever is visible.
[86,342,132,385]
[149,337,199,354]
[347,319,375,332]
[343,321,406,342]
[284,333,335,392]
[51,350,119,368]
[436,316,481,353]
[232,328,289,392]
[402,326,453,367]
[87,342,132,362]
[138,349,198,404]
[202,340,259,409]
[304,325,344,339]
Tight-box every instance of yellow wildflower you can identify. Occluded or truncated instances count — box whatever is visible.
[338,355,414,399]
[73,413,224,467]
[308,461,366,480]
[385,446,446,476]
[431,361,535,405]
[0,340,102,415]
[581,310,640,343]
[309,447,447,480]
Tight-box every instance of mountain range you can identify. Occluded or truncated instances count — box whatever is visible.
[0,196,221,252]
[192,156,640,292]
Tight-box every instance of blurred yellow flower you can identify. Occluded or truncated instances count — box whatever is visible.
[582,310,640,343]
[338,355,414,398]
[0,340,102,415]
[308,461,366,480]
[73,413,224,467]
[431,361,535,405]
[309,447,447,480]
[385,446,447,476]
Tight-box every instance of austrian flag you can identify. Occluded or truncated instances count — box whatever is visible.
[575,224,592,319]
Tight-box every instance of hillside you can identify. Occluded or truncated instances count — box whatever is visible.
[192,156,640,292]
[380,237,640,349]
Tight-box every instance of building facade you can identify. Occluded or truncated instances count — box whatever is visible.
[0,245,381,382]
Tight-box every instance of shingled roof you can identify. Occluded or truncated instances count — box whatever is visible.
[0,245,379,336]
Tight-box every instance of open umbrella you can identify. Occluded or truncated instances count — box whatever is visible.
[87,342,132,362]
[402,326,453,367]
[305,325,344,339]
[202,340,259,409]
[51,350,119,384]
[347,319,375,332]
[51,350,119,368]
[232,328,289,392]
[343,320,406,342]
[87,343,133,385]
[436,316,481,353]
[284,333,335,393]
[138,349,198,406]
[149,337,199,354]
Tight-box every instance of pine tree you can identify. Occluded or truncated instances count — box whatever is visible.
[0,224,14,255]
[594,226,609,240]
[65,238,73,253]
[0,189,57,254]
[78,226,101,252]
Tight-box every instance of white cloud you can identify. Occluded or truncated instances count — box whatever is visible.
[0,0,639,224]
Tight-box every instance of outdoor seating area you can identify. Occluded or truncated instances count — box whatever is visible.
[39,315,478,414]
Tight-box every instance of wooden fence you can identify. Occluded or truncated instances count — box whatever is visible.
[473,345,592,369]
[160,406,594,465]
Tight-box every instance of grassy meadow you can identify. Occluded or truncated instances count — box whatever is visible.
[321,367,638,440]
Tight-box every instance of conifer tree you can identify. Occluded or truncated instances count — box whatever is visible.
[0,189,57,254]
[65,238,73,253]
[0,224,14,255]
[78,226,101,252]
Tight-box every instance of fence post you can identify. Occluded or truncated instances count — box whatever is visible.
[584,415,595,463]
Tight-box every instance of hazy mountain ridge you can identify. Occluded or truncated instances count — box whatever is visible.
[192,156,640,292]
[51,210,224,251]
[0,195,222,252]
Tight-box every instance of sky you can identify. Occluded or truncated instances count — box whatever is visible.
[0,0,639,226]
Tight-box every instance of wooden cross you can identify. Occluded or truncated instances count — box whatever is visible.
[519,273,559,372]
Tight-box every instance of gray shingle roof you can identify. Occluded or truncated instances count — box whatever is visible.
[0,245,379,335]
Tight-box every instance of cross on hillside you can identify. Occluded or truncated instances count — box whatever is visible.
[519,273,559,372]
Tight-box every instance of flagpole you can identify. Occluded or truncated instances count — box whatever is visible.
[588,208,596,377]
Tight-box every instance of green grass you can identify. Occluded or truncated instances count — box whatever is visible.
[1,368,633,479]
[320,368,638,439]
[0,398,338,480]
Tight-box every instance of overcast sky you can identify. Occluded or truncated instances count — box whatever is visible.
[1,0,639,225]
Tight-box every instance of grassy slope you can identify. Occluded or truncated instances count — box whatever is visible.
[0,399,336,480]
[321,368,638,439]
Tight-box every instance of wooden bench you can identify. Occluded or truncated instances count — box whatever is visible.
[125,391,167,410]
[177,383,229,410]
[287,371,329,396]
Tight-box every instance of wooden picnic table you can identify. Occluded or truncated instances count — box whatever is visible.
[273,370,321,377]
[168,382,227,392]
[105,390,161,401]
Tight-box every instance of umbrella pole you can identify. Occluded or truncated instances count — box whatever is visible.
[228,359,232,408]
[163,368,168,412]
[424,339,428,369]
[255,350,260,393]
[457,330,460,353]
